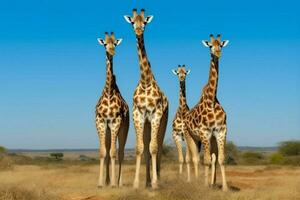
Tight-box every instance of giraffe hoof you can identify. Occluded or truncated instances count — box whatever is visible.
[111,184,116,188]
[133,182,139,189]
[151,182,158,189]
[97,185,103,189]
[222,186,228,192]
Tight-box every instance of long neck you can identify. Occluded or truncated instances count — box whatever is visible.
[136,34,154,86]
[179,80,187,111]
[206,54,219,102]
[104,52,114,94]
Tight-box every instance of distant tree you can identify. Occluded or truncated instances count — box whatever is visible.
[50,153,64,160]
[278,140,300,156]
[225,141,239,165]
[0,146,7,154]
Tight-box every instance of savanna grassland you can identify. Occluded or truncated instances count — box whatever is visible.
[1,148,300,200]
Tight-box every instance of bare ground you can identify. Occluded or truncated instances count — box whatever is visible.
[0,164,300,200]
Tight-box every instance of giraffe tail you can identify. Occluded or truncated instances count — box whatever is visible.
[143,119,152,187]
[117,112,129,186]
[157,104,169,179]
[105,126,111,185]
[210,135,218,185]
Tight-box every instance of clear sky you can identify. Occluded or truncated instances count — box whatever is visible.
[0,0,299,149]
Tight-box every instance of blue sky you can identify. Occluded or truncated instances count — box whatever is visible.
[0,0,299,149]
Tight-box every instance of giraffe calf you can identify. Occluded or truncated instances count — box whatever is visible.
[172,65,200,182]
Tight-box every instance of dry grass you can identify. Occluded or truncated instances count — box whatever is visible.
[0,163,300,200]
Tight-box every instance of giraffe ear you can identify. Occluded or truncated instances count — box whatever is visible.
[221,40,229,47]
[172,69,178,75]
[202,40,211,47]
[115,38,122,46]
[144,15,154,24]
[186,70,191,75]
[97,38,105,45]
[124,15,133,24]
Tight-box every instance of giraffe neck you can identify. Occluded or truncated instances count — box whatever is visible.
[104,52,114,94]
[206,54,219,102]
[179,80,187,112]
[136,34,154,87]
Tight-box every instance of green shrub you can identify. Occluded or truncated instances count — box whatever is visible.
[225,141,239,165]
[278,140,300,156]
[269,152,285,165]
[241,151,265,165]
[0,146,7,154]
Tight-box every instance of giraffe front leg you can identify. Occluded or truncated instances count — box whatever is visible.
[133,109,144,189]
[96,120,106,188]
[216,126,228,191]
[109,119,121,188]
[173,131,184,175]
[150,112,162,189]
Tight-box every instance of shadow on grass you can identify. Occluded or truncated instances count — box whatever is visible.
[211,184,241,192]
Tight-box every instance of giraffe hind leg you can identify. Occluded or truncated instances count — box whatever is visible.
[157,105,168,179]
[143,119,152,188]
[117,114,129,187]
[210,135,218,186]
[105,126,111,186]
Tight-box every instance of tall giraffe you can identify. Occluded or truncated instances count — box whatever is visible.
[172,65,200,182]
[95,32,129,188]
[184,34,229,191]
[124,9,169,189]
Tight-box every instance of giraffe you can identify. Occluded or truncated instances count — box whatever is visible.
[184,34,229,191]
[124,9,169,189]
[172,65,200,182]
[95,32,129,188]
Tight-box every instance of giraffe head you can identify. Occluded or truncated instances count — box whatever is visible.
[202,34,229,58]
[172,65,191,82]
[97,32,122,56]
[124,9,153,36]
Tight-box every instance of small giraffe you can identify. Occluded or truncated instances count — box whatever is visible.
[124,9,169,189]
[95,32,129,188]
[172,65,200,182]
[184,34,229,191]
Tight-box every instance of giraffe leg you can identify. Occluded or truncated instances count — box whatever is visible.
[133,109,145,189]
[173,131,184,175]
[211,153,216,186]
[109,119,121,187]
[117,114,129,187]
[202,138,211,187]
[149,112,162,189]
[185,144,191,182]
[210,135,218,186]
[96,119,106,188]
[188,137,199,179]
[215,126,228,191]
